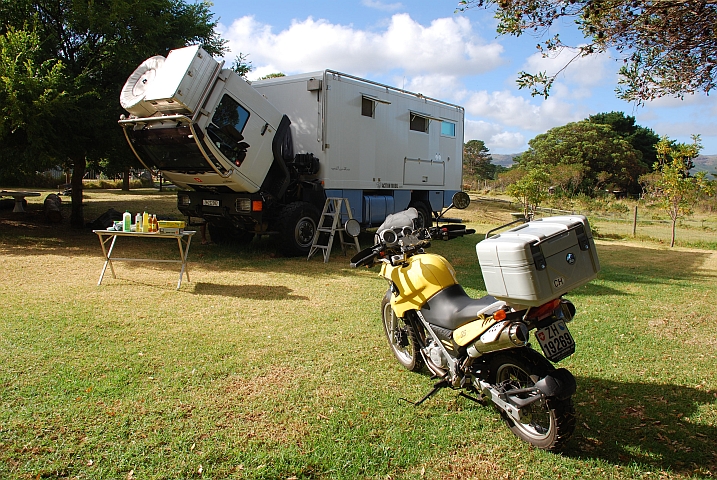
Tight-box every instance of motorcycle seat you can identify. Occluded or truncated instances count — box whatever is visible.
[421,284,502,331]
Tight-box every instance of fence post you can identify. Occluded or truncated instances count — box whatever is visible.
[632,205,638,236]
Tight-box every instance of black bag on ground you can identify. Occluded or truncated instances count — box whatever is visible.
[87,208,123,229]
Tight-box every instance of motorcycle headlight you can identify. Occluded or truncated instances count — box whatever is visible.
[379,228,398,246]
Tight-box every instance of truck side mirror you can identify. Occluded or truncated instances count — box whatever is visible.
[452,191,470,210]
[345,219,361,237]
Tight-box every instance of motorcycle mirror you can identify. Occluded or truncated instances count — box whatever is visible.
[451,191,471,210]
[345,218,361,237]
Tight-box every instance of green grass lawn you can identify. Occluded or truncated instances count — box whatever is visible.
[1,189,715,479]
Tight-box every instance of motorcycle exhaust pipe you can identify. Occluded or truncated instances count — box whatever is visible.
[467,321,529,358]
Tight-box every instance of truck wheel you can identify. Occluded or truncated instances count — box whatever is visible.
[277,201,320,257]
[410,201,432,229]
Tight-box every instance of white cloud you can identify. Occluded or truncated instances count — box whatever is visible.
[400,74,468,103]
[220,14,505,79]
[362,0,403,12]
[464,119,525,152]
[464,89,583,132]
[522,48,612,90]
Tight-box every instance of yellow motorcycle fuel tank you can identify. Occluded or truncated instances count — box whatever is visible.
[380,253,458,317]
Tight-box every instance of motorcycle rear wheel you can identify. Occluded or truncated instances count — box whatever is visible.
[381,291,424,372]
[487,349,575,451]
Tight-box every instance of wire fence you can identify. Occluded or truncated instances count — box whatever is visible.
[471,195,717,247]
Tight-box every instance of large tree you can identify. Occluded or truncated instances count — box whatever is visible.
[0,0,225,227]
[458,1,717,103]
[516,120,648,194]
[463,139,495,180]
[588,111,660,168]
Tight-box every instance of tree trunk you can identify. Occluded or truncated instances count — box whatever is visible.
[670,218,676,247]
[122,165,130,191]
[70,155,86,228]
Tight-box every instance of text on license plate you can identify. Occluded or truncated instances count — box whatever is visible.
[202,199,220,207]
[535,320,575,362]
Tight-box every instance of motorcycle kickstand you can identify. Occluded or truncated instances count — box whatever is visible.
[399,377,450,407]
[458,391,484,404]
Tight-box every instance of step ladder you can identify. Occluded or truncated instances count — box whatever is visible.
[307,197,361,263]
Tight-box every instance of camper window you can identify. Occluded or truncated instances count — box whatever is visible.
[441,121,456,137]
[362,97,375,118]
[410,113,429,133]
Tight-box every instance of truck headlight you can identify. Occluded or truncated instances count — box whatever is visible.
[179,195,191,206]
[236,198,251,213]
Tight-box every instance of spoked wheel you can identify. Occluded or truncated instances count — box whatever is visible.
[488,349,575,450]
[381,291,424,372]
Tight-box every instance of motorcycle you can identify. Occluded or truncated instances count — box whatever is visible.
[349,192,599,450]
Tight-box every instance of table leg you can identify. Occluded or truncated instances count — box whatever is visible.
[97,234,118,285]
[12,197,26,213]
[176,234,193,290]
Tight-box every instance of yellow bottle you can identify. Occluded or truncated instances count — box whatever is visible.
[142,211,149,233]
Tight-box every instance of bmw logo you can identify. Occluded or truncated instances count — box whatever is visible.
[566,253,576,265]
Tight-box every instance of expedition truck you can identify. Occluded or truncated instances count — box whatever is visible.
[119,45,465,256]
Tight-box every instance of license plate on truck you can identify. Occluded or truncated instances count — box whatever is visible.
[535,320,575,362]
[202,199,220,207]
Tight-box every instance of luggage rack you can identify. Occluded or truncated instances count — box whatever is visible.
[484,213,533,240]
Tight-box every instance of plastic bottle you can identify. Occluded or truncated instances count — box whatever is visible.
[142,210,149,233]
[152,215,159,233]
[123,210,131,232]
[135,213,141,232]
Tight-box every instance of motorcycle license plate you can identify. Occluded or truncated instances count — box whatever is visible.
[202,199,220,207]
[535,321,575,362]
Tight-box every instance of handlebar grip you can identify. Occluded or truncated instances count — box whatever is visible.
[350,246,381,268]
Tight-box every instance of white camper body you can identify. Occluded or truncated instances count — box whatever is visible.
[119,45,465,255]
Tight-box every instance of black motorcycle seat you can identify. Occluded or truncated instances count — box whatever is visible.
[420,284,501,331]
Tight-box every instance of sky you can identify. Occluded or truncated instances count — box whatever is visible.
[206,0,717,156]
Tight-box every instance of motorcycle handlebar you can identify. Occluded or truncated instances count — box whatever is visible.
[350,245,382,268]
[349,225,475,268]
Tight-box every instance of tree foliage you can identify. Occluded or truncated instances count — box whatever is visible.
[516,120,648,194]
[505,163,551,217]
[457,0,717,103]
[463,139,496,180]
[588,111,659,169]
[640,135,714,246]
[231,52,253,77]
[0,0,226,226]
[0,26,68,174]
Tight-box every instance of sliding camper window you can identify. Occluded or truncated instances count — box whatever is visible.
[441,121,456,137]
[410,112,429,133]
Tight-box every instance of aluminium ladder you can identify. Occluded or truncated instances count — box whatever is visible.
[307,197,361,263]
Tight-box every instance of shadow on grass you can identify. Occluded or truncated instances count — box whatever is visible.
[191,282,309,300]
[565,376,717,475]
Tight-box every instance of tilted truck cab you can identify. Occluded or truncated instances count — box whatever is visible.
[120,45,465,256]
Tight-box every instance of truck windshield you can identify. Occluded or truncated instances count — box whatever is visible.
[129,126,213,172]
[206,95,251,166]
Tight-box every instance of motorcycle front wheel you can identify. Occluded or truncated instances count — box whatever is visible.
[381,290,424,372]
[487,349,575,451]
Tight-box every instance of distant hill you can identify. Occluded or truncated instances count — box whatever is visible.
[694,155,717,178]
[491,154,519,168]
[490,154,717,179]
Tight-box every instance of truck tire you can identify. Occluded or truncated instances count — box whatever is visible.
[409,201,432,229]
[277,201,320,257]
